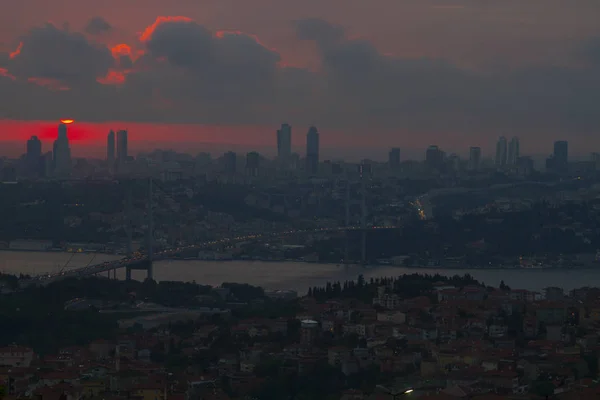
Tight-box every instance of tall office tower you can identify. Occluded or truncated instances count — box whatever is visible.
[388,147,400,169]
[276,123,292,162]
[26,136,42,176]
[245,151,260,177]
[53,123,71,175]
[554,140,569,167]
[425,145,444,170]
[305,126,319,175]
[495,136,507,168]
[223,151,237,174]
[507,136,520,165]
[469,146,481,171]
[116,130,128,165]
[107,130,115,165]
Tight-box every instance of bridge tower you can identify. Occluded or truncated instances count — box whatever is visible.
[125,180,133,281]
[344,179,351,264]
[124,177,154,281]
[146,177,154,280]
[360,169,367,265]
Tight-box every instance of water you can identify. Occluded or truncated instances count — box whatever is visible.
[1,251,600,294]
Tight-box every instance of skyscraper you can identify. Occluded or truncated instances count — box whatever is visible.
[107,130,115,165]
[425,145,444,170]
[276,123,292,162]
[495,136,507,168]
[245,151,260,177]
[469,147,481,171]
[26,136,42,176]
[53,123,71,175]
[116,130,128,165]
[553,140,568,171]
[305,126,319,175]
[507,137,520,165]
[223,151,237,174]
[388,148,400,169]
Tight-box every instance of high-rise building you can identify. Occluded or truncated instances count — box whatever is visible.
[223,151,237,174]
[245,151,260,177]
[26,136,42,176]
[554,140,568,165]
[469,147,481,171]
[53,123,71,175]
[388,148,400,169]
[276,123,292,163]
[508,137,520,165]
[425,145,444,170]
[495,136,507,168]
[116,130,128,165]
[107,130,115,165]
[305,126,319,175]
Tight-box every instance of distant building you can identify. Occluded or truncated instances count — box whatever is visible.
[26,135,42,176]
[107,130,115,166]
[554,140,568,171]
[516,156,534,177]
[223,151,237,174]
[305,126,319,175]
[507,136,520,165]
[116,130,128,166]
[245,151,260,177]
[388,148,400,169]
[495,136,507,168]
[469,147,481,171]
[53,123,71,176]
[425,145,444,170]
[276,123,292,163]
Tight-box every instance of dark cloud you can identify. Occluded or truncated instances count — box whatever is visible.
[2,16,600,139]
[141,19,281,111]
[7,23,114,84]
[85,17,112,36]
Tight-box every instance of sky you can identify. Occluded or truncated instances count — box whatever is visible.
[1,0,600,159]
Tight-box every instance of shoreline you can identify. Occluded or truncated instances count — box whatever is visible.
[163,257,600,271]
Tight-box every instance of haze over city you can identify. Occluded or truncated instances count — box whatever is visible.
[1,0,600,158]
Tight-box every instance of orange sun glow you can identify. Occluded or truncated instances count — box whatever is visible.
[60,119,74,124]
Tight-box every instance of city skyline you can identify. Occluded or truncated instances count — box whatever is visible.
[0,1,600,147]
[3,121,598,167]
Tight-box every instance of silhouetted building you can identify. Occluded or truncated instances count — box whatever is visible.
[26,135,42,176]
[245,151,260,177]
[495,136,507,168]
[516,156,534,177]
[107,130,115,166]
[425,145,444,170]
[305,126,319,175]
[469,146,481,171]
[276,123,292,163]
[389,148,400,169]
[359,160,372,176]
[53,123,71,176]
[116,130,128,166]
[223,151,237,174]
[508,136,520,165]
[554,140,568,171]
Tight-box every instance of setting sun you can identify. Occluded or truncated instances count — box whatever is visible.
[60,119,74,124]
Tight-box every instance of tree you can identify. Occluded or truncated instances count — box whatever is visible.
[533,381,555,399]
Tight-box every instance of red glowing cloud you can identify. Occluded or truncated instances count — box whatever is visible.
[9,42,22,59]
[140,16,193,42]
[97,70,126,85]
[28,77,70,91]
[0,68,15,80]
[111,43,132,59]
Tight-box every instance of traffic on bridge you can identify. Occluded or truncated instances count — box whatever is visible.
[24,225,399,286]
